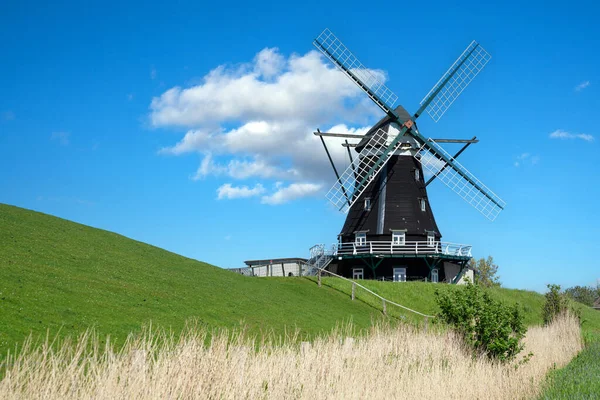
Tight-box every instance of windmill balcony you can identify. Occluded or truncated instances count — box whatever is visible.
[335,241,472,257]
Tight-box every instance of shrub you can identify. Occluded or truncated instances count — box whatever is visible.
[564,285,599,307]
[543,284,581,326]
[435,281,526,362]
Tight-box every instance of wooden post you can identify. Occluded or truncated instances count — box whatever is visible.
[351,282,356,300]
[424,317,429,333]
[300,341,311,356]
[318,270,322,287]
[281,262,285,277]
[383,299,387,315]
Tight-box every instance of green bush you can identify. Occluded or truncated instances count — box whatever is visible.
[543,284,581,326]
[435,281,526,362]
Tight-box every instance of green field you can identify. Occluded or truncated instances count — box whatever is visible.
[0,203,384,356]
[538,334,600,399]
[317,277,600,333]
[2,202,600,397]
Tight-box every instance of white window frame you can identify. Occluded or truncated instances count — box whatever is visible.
[427,233,435,247]
[355,232,366,246]
[415,169,420,181]
[420,198,426,212]
[352,268,364,280]
[392,231,406,245]
[364,197,371,211]
[393,267,407,282]
[431,268,439,283]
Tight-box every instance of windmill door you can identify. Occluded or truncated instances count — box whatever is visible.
[393,267,407,282]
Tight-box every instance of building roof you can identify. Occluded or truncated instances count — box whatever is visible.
[355,105,414,152]
[244,258,308,267]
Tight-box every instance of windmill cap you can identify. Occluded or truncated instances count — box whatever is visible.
[356,105,413,153]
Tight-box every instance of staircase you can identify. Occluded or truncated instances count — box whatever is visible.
[304,244,335,276]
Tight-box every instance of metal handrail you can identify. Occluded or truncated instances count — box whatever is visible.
[308,264,435,319]
[336,241,472,257]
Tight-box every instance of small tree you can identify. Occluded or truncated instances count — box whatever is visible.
[543,284,580,325]
[470,256,501,288]
[564,285,597,307]
[435,281,526,362]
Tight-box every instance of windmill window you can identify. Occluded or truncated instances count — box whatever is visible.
[420,198,426,212]
[427,233,435,247]
[431,269,439,283]
[393,267,407,282]
[364,197,371,211]
[355,232,367,246]
[353,268,364,280]
[392,231,406,245]
[415,169,420,181]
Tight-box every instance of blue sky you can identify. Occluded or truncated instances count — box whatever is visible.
[1,0,598,293]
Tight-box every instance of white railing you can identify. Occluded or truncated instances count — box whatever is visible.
[336,241,472,257]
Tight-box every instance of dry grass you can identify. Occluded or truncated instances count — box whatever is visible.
[0,314,582,400]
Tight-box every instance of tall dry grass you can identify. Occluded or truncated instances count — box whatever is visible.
[0,314,582,400]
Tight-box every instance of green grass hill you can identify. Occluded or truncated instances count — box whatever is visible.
[0,203,382,355]
[1,203,599,358]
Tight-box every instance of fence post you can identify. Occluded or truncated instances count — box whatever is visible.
[318,270,322,287]
[424,317,429,333]
[383,299,387,315]
[352,282,356,300]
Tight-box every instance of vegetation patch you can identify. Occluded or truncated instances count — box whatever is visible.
[0,204,382,356]
[435,281,526,361]
[538,335,600,400]
[0,314,582,399]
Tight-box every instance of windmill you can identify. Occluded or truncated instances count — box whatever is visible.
[313,29,505,283]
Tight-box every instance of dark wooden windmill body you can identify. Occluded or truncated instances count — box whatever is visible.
[313,30,506,283]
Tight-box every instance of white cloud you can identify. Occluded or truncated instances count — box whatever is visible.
[149,48,376,127]
[575,81,590,91]
[51,131,70,146]
[549,129,594,142]
[151,47,382,204]
[261,183,322,205]
[216,183,265,200]
[514,152,540,167]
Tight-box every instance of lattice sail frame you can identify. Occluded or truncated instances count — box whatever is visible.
[421,41,491,122]
[415,139,506,221]
[326,129,397,213]
[314,29,398,111]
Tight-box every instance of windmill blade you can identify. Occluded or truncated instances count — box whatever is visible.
[415,139,505,221]
[313,29,399,117]
[326,129,394,213]
[420,41,491,122]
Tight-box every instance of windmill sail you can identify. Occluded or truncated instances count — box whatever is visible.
[420,41,491,122]
[317,29,505,220]
[415,139,505,221]
[326,128,396,213]
[313,29,399,117]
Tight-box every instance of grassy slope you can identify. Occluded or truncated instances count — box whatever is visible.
[3,202,600,361]
[0,204,383,355]
[538,334,600,399]
[318,277,600,333]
